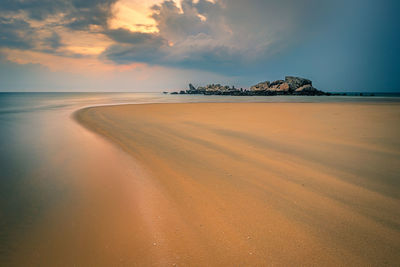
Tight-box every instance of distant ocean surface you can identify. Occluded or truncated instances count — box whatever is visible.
[0,92,399,262]
[1,92,400,115]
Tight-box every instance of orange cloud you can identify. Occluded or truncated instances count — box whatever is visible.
[109,0,162,32]
[2,48,145,74]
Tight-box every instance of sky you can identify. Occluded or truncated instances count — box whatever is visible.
[0,0,399,92]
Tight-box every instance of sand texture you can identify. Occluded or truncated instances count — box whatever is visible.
[16,102,400,266]
[72,103,400,266]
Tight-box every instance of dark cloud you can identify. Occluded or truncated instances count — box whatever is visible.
[0,18,34,49]
[102,28,168,64]
[104,28,166,45]
[65,0,118,30]
[45,32,62,50]
[99,27,172,61]
[102,29,245,74]
[0,0,118,55]
[0,0,118,30]
[0,17,66,54]
[0,0,69,21]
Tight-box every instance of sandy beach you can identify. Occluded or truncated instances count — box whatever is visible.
[1,0,399,265]
[70,102,400,265]
[3,101,400,266]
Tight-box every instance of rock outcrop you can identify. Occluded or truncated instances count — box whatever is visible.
[285,76,312,91]
[187,84,243,95]
[173,76,328,96]
[248,76,325,95]
[249,76,323,95]
[188,83,196,91]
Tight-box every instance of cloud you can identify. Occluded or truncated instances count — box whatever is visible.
[104,28,166,45]
[0,0,333,75]
[0,17,67,55]
[101,0,331,74]
[101,28,167,63]
[151,0,214,41]
[0,0,119,57]
[0,0,118,30]
[64,0,118,30]
[102,0,239,72]
[45,32,62,50]
[0,18,35,49]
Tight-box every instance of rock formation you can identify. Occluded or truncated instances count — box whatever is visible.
[285,76,312,90]
[249,76,324,95]
[173,76,328,96]
[189,83,196,91]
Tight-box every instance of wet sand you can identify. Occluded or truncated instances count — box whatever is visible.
[10,102,399,266]
[72,102,400,266]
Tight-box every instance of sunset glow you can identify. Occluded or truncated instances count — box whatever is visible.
[109,0,160,33]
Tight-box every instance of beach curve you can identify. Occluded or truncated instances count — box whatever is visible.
[74,102,400,266]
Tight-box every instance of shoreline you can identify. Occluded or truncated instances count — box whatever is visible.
[74,102,400,265]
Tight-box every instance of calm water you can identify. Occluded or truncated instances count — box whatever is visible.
[0,92,399,262]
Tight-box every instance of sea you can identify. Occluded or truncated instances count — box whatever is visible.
[0,92,399,261]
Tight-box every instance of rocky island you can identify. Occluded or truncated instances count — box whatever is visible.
[171,76,329,96]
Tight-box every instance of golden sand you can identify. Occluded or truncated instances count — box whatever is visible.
[73,103,400,266]
[14,103,400,266]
